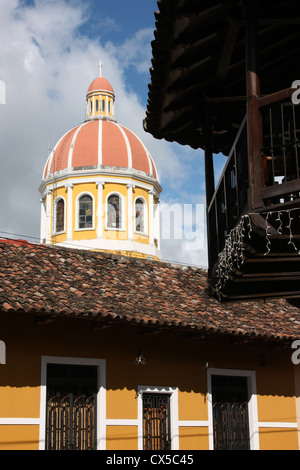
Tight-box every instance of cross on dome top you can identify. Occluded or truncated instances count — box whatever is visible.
[85,64,115,122]
[98,60,104,77]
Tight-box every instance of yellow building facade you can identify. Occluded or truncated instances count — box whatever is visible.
[0,309,299,451]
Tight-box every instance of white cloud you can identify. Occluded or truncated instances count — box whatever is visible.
[108,28,153,74]
[0,0,207,267]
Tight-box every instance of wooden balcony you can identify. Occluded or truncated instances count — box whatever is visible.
[208,91,300,301]
[143,0,300,302]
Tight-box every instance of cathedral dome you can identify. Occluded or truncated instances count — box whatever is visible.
[39,65,162,260]
[42,71,158,182]
[42,120,158,181]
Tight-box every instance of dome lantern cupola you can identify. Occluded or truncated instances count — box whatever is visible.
[85,61,115,122]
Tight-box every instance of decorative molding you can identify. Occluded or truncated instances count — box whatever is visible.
[0,418,40,425]
[258,422,297,428]
[178,420,209,427]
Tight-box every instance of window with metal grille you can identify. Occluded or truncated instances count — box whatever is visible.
[135,198,145,233]
[212,375,250,450]
[54,198,65,233]
[78,195,93,229]
[143,393,171,450]
[107,194,121,229]
[46,364,97,450]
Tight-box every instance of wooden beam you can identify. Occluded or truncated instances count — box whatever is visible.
[258,87,295,108]
[34,315,56,325]
[261,179,300,200]
[256,198,300,213]
[246,2,264,210]
[246,256,300,262]
[258,17,300,25]
[204,128,216,274]
[233,274,300,281]
[219,290,300,300]
[215,17,241,84]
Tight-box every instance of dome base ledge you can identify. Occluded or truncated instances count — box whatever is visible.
[51,238,161,260]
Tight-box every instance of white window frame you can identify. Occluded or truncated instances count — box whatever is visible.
[207,367,259,450]
[39,355,106,450]
[75,191,95,231]
[52,196,66,235]
[137,385,179,450]
[105,192,125,231]
[134,196,148,235]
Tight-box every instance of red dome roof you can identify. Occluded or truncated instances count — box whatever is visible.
[43,120,158,180]
[87,77,114,94]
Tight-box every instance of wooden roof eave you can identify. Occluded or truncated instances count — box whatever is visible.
[145,0,300,153]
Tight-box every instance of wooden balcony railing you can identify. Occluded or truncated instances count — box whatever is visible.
[259,89,300,209]
[207,115,248,270]
[207,88,300,272]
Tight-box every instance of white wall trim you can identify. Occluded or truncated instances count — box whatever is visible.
[43,177,154,194]
[39,169,162,195]
[54,238,161,258]
[0,418,40,425]
[106,419,138,426]
[178,420,209,427]
[258,422,297,428]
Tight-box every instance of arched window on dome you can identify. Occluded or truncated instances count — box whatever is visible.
[107,194,122,229]
[135,198,146,233]
[102,99,105,113]
[53,197,65,234]
[78,194,93,229]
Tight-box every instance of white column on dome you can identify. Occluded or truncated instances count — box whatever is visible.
[45,189,52,244]
[85,100,89,120]
[40,197,47,243]
[148,190,155,245]
[126,183,135,241]
[65,183,74,241]
[153,193,160,250]
[108,93,114,121]
[96,180,105,239]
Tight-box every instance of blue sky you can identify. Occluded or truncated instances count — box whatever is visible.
[0,0,224,267]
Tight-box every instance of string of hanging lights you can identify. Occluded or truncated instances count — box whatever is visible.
[212,208,300,298]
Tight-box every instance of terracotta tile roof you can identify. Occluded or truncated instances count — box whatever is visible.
[1,238,300,343]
